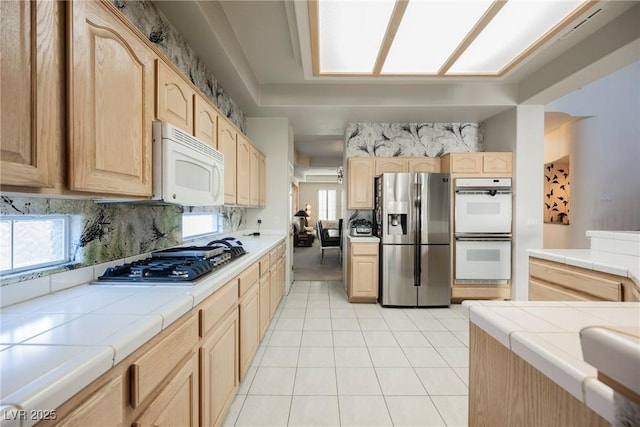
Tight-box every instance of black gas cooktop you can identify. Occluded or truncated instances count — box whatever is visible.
[96,238,246,284]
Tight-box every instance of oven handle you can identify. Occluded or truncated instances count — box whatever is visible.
[456,234,512,242]
[455,189,511,195]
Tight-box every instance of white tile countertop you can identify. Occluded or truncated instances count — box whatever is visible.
[346,234,380,243]
[463,300,640,423]
[528,230,640,286]
[0,233,286,426]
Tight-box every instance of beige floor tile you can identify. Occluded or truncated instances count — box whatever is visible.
[358,318,390,331]
[384,317,419,331]
[279,308,306,319]
[259,346,299,367]
[275,317,304,331]
[237,365,257,395]
[305,308,331,319]
[222,393,246,427]
[362,331,398,347]
[422,331,466,347]
[248,367,296,395]
[436,346,469,367]
[298,346,335,367]
[293,367,337,395]
[301,330,333,347]
[331,318,360,331]
[333,331,366,347]
[268,330,302,347]
[334,347,372,367]
[288,395,340,427]
[415,367,468,395]
[453,367,469,386]
[393,331,432,347]
[368,347,411,367]
[430,395,468,427]
[402,346,448,367]
[375,367,427,395]
[330,308,357,318]
[338,396,392,426]
[235,395,291,427]
[335,367,382,395]
[384,396,446,427]
[303,317,332,330]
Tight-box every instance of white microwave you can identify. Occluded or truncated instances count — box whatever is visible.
[152,121,224,206]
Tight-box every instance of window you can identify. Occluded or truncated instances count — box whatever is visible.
[318,189,337,221]
[182,213,221,240]
[0,216,69,274]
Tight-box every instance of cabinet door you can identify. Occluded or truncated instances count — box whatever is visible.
[249,145,260,206]
[217,116,237,204]
[259,273,271,339]
[347,157,375,209]
[57,377,123,427]
[483,153,512,174]
[239,283,260,381]
[408,158,440,173]
[351,255,378,299]
[194,94,218,148]
[156,60,194,134]
[200,307,239,427]
[269,265,281,317]
[236,134,251,206]
[132,354,199,427]
[259,152,267,207]
[449,153,483,174]
[1,0,64,189]
[375,158,408,175]
[68,0,154,196]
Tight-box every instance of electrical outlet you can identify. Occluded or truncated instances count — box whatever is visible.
[274,216,279,223]
[257,218,262,224]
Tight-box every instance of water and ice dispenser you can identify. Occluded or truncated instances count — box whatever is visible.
[386,201,408,235]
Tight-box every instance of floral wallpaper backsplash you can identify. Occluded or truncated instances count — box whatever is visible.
[344,122,483,223]
[0,196,246,285]
[112,0,245,131]
[544,161,570,224]
[346,123,483,158]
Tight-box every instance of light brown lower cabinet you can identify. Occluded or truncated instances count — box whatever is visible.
[132,353,199,427]
[346,241,378,303]
[528,257,639,301]
[200,306,239,427]
[470,324,608,427]
[39,244,286,427]
[239,282,260,381]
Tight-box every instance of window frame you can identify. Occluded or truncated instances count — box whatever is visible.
[0,215,70,274]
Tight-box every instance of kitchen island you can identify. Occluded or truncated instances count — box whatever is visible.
[464,300,640,426]
[0,233,286,427]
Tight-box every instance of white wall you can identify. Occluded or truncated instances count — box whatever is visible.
[298,182,343,227]
[246,117,295,292]
[545,61,640,248]
[483,106,545,301]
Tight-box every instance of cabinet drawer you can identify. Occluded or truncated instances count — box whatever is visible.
[350,243,378,256]
[529,278,597,302]
[277,243,286,259]
[529,259,621,301]
[130,314,199,408]
[269,249,278,267]
[200,278,239,337]
[238,263,260,297]
[259,255,270,276]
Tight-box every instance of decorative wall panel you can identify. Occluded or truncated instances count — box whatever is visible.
[544,161,570,224]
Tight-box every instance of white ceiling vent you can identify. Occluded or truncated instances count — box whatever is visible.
[559,7,603,40]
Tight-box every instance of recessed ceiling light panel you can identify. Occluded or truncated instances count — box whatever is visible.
[382,0,494,74]
[318,0,396,73]
[447,0,589,74]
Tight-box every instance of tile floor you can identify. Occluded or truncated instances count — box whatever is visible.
[223,280,470,427]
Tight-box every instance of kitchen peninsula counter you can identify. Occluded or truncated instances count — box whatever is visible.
[0,234,286,426]
[464,300,640,426]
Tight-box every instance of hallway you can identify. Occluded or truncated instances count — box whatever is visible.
[223,280,469,427]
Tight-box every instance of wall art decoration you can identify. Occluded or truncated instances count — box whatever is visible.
[544,160,570,224]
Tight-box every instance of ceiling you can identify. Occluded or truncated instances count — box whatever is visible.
[153,1,639,175]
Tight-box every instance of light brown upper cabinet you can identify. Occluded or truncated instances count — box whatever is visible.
[1,0,65,189]
[236,133,251,206]
[442,152,512,176]
[408,158,440,173]
[249,145,260,206]
[218,116,237,205]
[259,152,266,207]
[68,0,155,196]
[375,158,408,175]
[347,157,375,209]
[156,60,194,134]
[194,95,218,148]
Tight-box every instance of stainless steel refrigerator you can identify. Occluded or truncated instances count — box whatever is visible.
[374,173,450,307]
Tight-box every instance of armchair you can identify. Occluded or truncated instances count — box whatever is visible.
[317,219,342,263]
